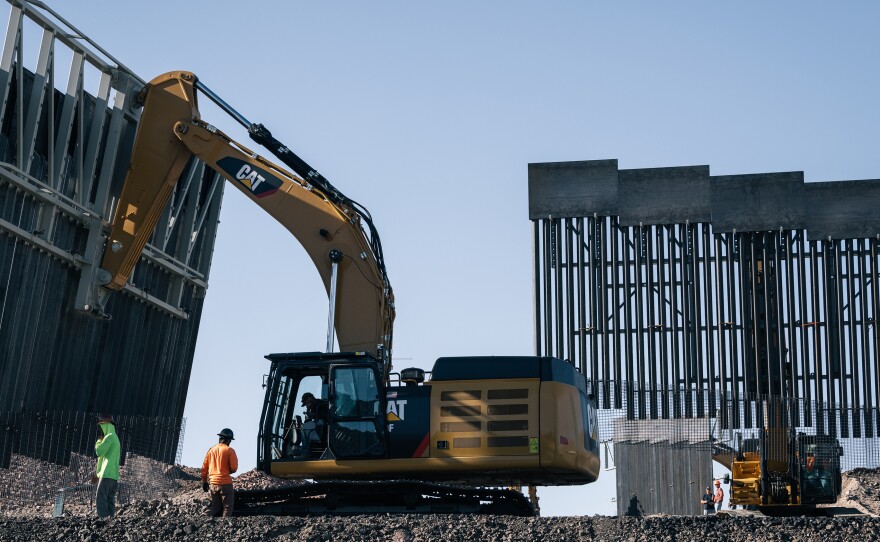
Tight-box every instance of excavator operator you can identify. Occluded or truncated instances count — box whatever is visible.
[301,392,329,422]
[300,393,329,454]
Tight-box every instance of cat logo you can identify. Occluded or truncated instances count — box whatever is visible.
[386,399,407,422]
[216,156,282,198]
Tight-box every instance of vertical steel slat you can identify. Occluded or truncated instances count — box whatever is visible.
[714,234,730,427]
[589,216,611,386]
[734,234,753,428]
[0,6,23,157]
[45,38,56,194]
[833,240,848,436]
[811,241,827,433]
[744,234,758,399]
[22,29,53,174]
[623,225,635,418]
[92,75,136,216]
[691,225,704,395]
[81,71,111,201]
[679,224,690,394]
[646,225,658,418]
[73,61,86,205]
[189,172,223,280]
[158,157,192,252]
[534,219,543,357]
[797,233,812,426]
[868,240,880,434]
[634,224,646,418]
[826,241,843,436]
[565,218,575,364]
[859,239,875,437]
[577,216,588,377]
[670,224,682,418]
[599,217,611,401]
[684,224,699,416]
[53,50,83,195]
[583,216,593,374]
[186,170,221,267]
[611,218,623,408]
[591,216,601,383]
[844,239,861,436]
[532,220,545,357]
[164,162,202,307]
[770,232,784,398]
[542,219,553,358]
[758,234,772,427]
[534,220,549,356]
[693,227,706,417]
[554,219,564,359]
[659,225,670,417]
[783,231,801,425]
[703,225,717,408]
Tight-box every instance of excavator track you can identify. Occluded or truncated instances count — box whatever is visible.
[235,480,535,516]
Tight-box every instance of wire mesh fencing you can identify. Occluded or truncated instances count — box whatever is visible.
[0,411,186,516]
[592,382,880,471]
[592,382,880,515]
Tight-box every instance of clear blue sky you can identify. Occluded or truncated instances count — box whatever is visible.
[12,1,880,516]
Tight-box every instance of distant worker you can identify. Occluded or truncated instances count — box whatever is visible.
[301,392,329,422]
[700,486,714,515]
[93,413,121,518]
[713,479,724,512]
[805,444,817,473]
[201,428,239,517]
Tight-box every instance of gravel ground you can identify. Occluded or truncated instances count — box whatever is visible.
[1,512,879,542]
[1,467,878,541]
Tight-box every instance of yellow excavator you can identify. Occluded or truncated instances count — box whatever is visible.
[88,71,600,515]
[713,400,843,513]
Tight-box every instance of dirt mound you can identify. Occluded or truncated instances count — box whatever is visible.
[835,468,880,516]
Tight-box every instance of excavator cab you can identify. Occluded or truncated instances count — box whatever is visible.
[258,352,387,469]
[797,434,842,505]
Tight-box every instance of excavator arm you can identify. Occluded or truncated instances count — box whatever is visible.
[97,71,394,370]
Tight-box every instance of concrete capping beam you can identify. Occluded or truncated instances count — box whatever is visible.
[805,179,880,240]
[528,159,880,238]
[528,159,618,220]
[618,165,710,226]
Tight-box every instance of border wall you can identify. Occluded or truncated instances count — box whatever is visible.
[531,159,880,514]
[0,1,224,468]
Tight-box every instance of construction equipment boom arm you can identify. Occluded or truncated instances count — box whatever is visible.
[99,71,394,370]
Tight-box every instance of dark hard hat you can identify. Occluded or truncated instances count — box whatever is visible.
[217,428,235,440]
[97,413,114,424]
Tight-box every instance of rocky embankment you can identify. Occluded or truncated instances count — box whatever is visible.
[1,467,878,541]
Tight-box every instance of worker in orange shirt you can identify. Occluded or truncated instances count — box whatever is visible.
[201,428,239,516]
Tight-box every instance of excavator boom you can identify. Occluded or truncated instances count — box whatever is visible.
[99,71,394,369]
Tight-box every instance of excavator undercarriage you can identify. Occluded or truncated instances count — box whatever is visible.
[235,481,535,516]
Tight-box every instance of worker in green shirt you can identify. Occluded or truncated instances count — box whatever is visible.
[93,413,121,518]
